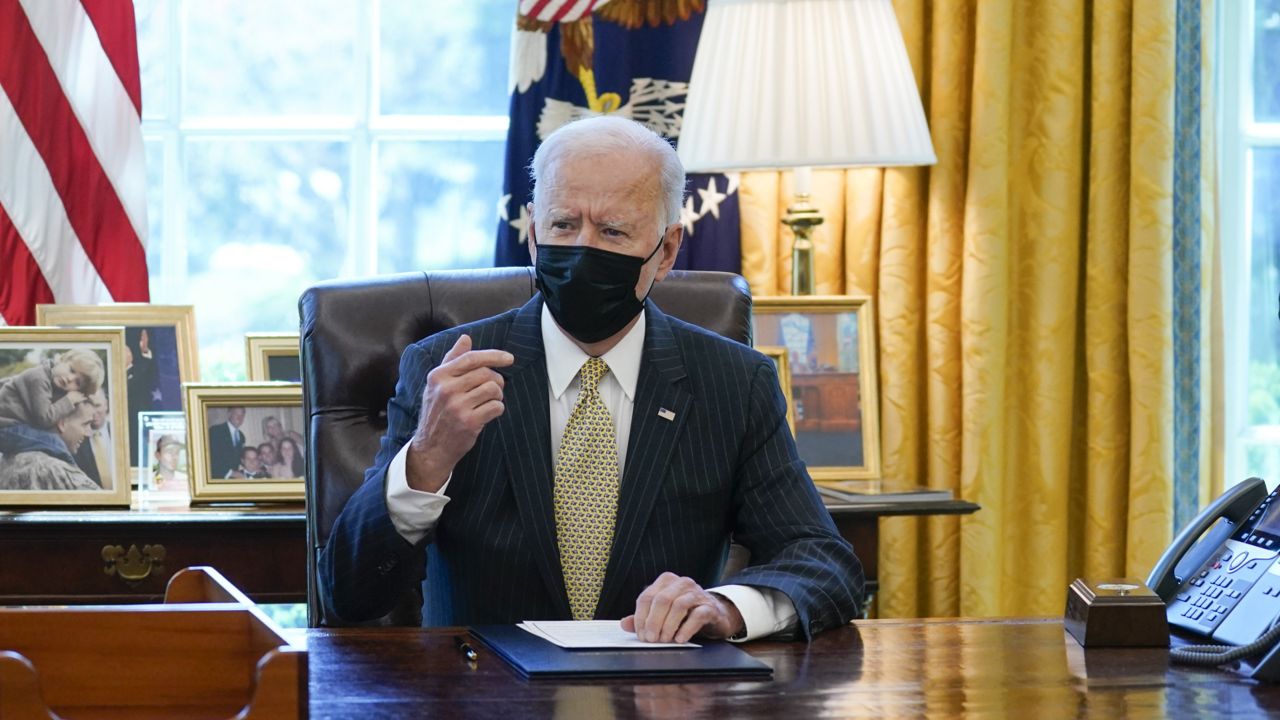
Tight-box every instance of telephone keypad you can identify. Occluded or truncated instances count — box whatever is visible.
[1168,541,1269,635]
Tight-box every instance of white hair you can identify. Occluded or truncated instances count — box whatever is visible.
[529,116,686,226]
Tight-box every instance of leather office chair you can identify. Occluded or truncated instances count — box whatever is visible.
[299,267,753,627]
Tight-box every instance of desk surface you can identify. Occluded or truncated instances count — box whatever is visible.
[303,618,1276,719]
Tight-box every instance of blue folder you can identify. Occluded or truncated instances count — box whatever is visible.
[469,625,774,681]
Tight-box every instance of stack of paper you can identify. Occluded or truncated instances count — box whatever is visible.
[517,620,700,649]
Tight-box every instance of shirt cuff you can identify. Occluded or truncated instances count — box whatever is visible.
[385,442,451,545]
[710,584,799,643]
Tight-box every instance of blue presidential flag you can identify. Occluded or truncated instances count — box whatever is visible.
[495,0,740,273]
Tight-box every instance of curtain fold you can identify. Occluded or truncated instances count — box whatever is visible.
[739,0,1188,617]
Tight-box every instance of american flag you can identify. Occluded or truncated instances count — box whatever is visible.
[0,0,150,327]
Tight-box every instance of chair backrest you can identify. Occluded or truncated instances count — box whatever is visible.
[299,267,753,626]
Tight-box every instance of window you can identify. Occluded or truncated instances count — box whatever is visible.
[1222,0,1280,485]
[136,1,512,380]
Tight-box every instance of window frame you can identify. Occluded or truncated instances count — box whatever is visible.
[140,0,510,305]
[1221,0,1280,486]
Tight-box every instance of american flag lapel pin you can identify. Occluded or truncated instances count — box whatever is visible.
[657,408,676,421]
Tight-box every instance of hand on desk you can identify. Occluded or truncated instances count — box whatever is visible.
[407,335,514,493]
[621,572,746,643]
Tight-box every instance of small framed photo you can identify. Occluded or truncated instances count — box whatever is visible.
[752,296,881,481]
[35,304,199,473]
[756,346,797,435]
[137,411,188,501]
[185,383,305,503]
[0,328,130,506]
[245,333,301,382]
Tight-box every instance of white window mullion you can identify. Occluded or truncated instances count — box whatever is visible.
[1221,0,1250,487]
[346,0,377,278]
[162,0,187,301]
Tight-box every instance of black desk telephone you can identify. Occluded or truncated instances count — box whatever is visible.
[1146,476,1280,677]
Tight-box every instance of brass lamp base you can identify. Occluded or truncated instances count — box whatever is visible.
[782,195,824,295]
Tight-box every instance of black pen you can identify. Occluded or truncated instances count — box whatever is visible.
[456,636,479,663]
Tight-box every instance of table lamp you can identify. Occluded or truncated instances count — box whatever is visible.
[678,0,937,295]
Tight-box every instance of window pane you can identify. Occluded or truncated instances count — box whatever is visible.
[135,0,168,119]
[376,141,505,272]
[183,1,357,117]
[379,0,513,115]
[144,139,164,273]
[185,140,350,379]
[1256,0,1280,122]
[1248,148,1280,429]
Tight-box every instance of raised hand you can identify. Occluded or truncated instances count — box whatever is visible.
[405,334,514,493]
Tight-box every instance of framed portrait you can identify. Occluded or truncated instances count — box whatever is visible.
[137,411,188,502]
[185,383,305,503]
[0,328,130,506]
[35,304,199,473]
[756,346,797,434]
[245,333,301,382]
[752,296,881,481]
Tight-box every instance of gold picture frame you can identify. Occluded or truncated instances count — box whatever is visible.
[245,333,301,382]
[185,383,305,504]
[35,304,200,472]
[0,328,131,506]
[757,346,797,435]
[752,295,881,481]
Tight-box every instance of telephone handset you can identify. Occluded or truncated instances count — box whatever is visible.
[1146,476,1280,648]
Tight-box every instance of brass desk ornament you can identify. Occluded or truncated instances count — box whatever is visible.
[782,196,823,296]
[1064,578,1169,648]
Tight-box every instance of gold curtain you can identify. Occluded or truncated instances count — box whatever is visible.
[739,0,1183,617]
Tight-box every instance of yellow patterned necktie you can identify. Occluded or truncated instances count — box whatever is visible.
[554,356,620,621]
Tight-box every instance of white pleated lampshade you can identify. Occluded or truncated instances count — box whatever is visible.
[678,0,937,172]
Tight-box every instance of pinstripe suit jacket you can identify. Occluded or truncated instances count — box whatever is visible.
[319,296,864,639]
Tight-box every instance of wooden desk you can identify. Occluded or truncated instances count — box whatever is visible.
[304,619,1278,718]
[0,497,975,608]
[0,502,305,605]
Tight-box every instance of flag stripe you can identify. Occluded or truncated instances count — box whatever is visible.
[0,203,57,326]
[77,0,142,116]
[549,0,588,23]
[78,0,142,115]
[20,0,149,244]
[524,0,557,19]
[0,86,113,310]
[0,0,148,305]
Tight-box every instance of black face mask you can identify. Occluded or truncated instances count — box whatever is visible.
[534,237,664,344]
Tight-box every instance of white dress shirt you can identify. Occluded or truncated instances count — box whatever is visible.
[385,305,798,641]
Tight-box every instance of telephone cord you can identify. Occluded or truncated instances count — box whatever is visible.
[1169,620,1280,667]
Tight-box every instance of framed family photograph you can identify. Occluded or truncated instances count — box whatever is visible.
[245,333,301,382]
[137,411,188,501]
[756,346,797,434]
[752,296,881,481]
[185,383,305,503]
[35,304,199,474]
[0,328,130,506]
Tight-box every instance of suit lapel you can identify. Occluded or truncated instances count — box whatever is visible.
[597,303,690,615]
[493,297,571,618]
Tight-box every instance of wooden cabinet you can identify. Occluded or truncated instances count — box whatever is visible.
[0,506,305,605]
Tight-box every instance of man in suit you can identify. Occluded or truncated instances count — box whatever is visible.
[125,328,160,466]
[321,116,863,643]
[73,389,112,487]
[207,406,246,479]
